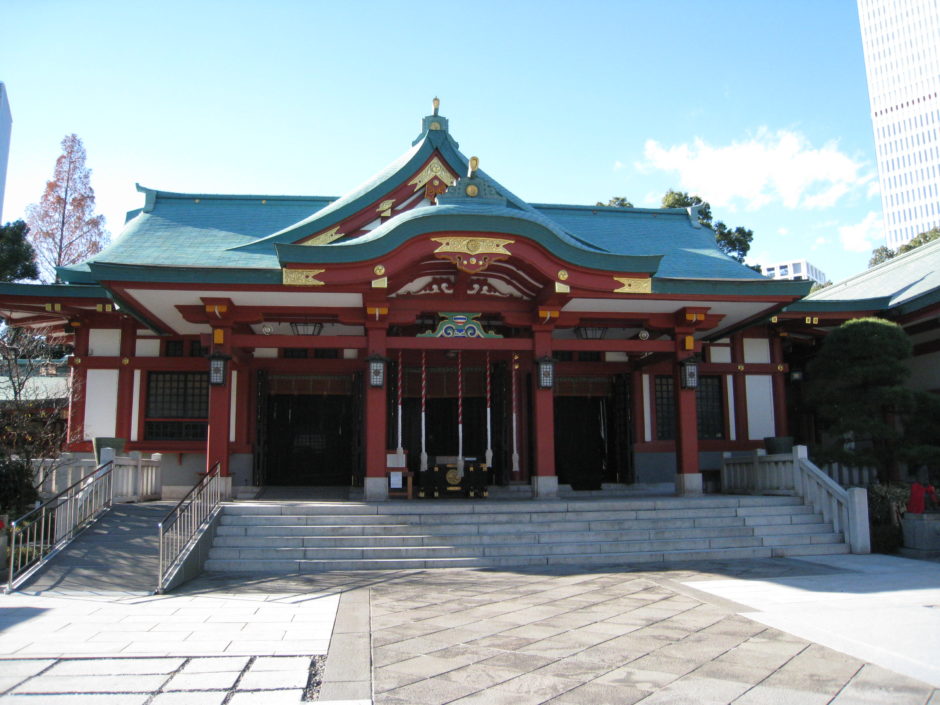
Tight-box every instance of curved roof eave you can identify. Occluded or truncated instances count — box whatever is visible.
[230,129,468,252]
[275,206,662,275]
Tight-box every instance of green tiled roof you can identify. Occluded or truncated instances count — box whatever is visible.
[534,204,767,281]
[59,189,335,279]
[789,237,940,316]
[52,110,806,301]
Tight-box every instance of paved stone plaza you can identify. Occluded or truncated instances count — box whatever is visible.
[1,555,939,703]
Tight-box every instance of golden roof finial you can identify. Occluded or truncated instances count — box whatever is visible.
[432,96,440,115]
[468,156,479,177]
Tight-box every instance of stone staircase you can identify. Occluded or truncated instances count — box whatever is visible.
[203,495,850,573]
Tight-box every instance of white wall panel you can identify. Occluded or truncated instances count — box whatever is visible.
[89,329,121,356]
[743,338,771,364]
[745,375,775,440]
[135,339,160,357]
[84,369,119,440]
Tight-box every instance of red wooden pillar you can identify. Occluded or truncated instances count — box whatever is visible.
[67,326,90,449]
[363,324,388,499]
[771,335,789,437]
[531,330,557,495]
[674,335,702,494]
[115,318,136,441]
[207,325,232,476]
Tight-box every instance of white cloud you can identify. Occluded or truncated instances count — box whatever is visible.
[777,227,789,236]
[811,236,828,251]
[838,212,883,253]
[613,160,624,171]
[638,128,873,211]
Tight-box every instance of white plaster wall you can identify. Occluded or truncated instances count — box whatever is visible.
[135,339,160,357]
[229,370,238,442]
[84,369,119,440]
[743,338,771,364]
[745,375,775,440]
[709,346,732,363]
[130,370,141,441]
[253,348,278,358]
[89,329,121,356]
[726,375,737,441]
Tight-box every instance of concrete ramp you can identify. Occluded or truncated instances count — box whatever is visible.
[16,502,173,596]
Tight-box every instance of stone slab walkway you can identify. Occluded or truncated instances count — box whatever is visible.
[367,558,940,705]
[3,554,939,704]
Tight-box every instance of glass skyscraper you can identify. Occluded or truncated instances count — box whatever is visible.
[858,0,940,248]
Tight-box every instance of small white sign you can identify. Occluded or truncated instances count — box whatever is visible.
[389,471,403,489]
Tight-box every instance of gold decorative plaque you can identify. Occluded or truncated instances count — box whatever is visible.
[282,268,326,286]
[373,264,386,276]
[558,269,569,281]
[409,156,456,192]
[431,236,513,256]
[465,184,479,197]
[301,226,344,246]
[613,276,652,294]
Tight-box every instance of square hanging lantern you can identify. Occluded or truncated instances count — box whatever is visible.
[208,353,230,386]
[368,354,386,388]
[537,355,555,389]
[680,358,699,389]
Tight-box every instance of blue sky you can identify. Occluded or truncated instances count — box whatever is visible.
[1,0,882,282]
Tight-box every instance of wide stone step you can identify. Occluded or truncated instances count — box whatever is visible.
[203,544,807,573]
[760,532,845,547]
[771,543,851,557]
[752,522,834,536]
[214,524,761,549]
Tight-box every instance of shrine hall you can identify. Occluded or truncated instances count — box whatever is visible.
[0,101,811,500]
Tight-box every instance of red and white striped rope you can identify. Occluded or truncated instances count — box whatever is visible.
[421,350,427,413]
[457,350,463,425]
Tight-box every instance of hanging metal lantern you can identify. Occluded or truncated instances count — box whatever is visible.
[208,353,230,386]
[680,358,699,389]
[536,355,555,389]
[368,354,387,388]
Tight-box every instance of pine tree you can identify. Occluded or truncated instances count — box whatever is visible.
[26,134,108,282]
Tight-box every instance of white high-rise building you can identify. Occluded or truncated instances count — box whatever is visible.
[857,0,940,249]
[0,83,11,224]
[764,259,827,285]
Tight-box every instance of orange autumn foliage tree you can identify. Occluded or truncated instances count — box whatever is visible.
[26,134,108,282]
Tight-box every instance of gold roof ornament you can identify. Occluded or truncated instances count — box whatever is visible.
[468,156,479,177]
[432,97,440,115]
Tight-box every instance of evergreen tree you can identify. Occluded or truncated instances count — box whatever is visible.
[0,220,39,282]
[26,134,108,282]
[805,318,914,483]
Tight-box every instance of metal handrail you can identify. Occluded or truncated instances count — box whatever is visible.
[157,462,223,594]
[6,460,115,593]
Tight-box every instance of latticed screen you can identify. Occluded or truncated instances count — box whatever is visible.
[144,372,209,441]
[654,375,676,441]
[696,376,725,439]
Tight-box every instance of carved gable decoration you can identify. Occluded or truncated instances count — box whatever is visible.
[431,236,513,274]
[417,312,502,338]
[409,156,457,202]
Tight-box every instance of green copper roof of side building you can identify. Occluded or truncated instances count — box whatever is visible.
[788,237,940,317]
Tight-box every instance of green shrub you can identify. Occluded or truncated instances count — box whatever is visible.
[0,455,38,518]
